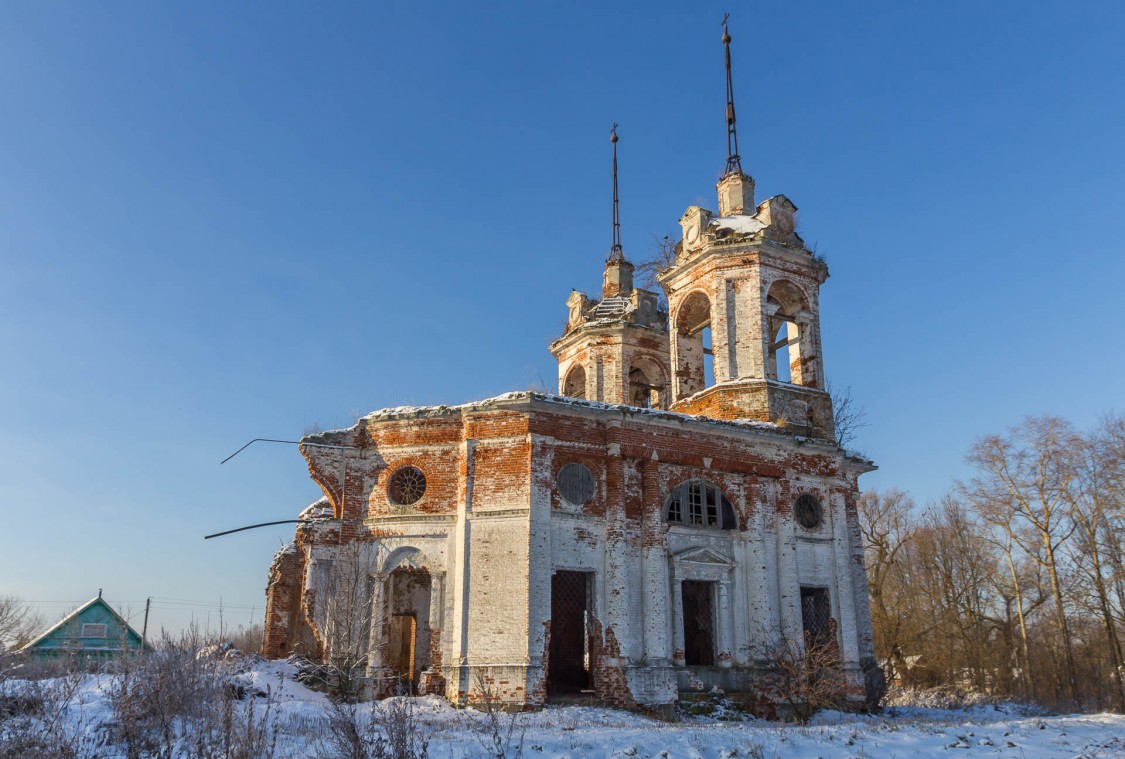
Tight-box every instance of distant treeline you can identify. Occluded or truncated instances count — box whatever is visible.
[861,414,1125,712]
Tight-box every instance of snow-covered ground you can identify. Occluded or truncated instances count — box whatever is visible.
[4,657,1124,758]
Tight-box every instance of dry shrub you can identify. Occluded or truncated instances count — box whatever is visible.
[465,674,524,759]
[0,668,105,758]
[226,624,264,657]
[318,692,430,759]
[762,636,847,724]
[108,630,278,759]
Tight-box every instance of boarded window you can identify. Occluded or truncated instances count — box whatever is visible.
[81,623,108,638]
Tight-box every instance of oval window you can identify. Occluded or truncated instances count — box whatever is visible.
[794,493,823,529]
[557,463,595,506]
[388,466,427,506]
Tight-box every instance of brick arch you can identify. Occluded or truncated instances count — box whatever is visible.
[671,289,713,399]
[765,277,810,314]
[382,546,432,574]
[672,289,712,335]
[628,355,669,409]
[765,278,817,387]
[562,363,587,399]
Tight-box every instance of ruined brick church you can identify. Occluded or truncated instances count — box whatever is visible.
[263,22,882,711]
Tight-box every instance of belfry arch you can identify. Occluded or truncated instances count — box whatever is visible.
[672,291,712,400]
[562,364,587,399]
[628,356,668,409]
[766,279,816,387]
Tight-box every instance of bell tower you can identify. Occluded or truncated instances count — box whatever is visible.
[658,17,834,439]
[550,126,670,408]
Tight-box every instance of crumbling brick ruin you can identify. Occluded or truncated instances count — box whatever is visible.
[263,22,883,713]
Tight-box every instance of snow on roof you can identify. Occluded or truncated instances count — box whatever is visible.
[298,496,334,521]
[587,296,632,322]
[273,541,299,563]
[359,392,529,422]
[354,391,782,436]
[710,215,765,236]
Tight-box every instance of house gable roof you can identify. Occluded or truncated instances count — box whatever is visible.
[21,594,145,653]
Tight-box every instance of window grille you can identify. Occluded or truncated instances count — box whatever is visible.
[549,571,593,693]
[794,493,823,529]
[557,463,595,505]
[682,580,716,666]
[665,480,735,529]
[800,586,833,645]
[388,466,427,505]
[81,623,107,638]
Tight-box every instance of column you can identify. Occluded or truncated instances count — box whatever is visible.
[603,437,629,656]
[640,458,670,663]
[830,494,861,666]
[717,579,733,667]
[671,571,686,667]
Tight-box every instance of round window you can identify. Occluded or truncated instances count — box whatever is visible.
[794,493,823,529]
[557,463,595,505]
[388,466,427,505]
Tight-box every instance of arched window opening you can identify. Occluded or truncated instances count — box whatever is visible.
[766,280,813,387]
[629,368,654,408]
[674,292,712,398]
[664,480,736,529]
[628,358,667,409]
[563,364,587,399]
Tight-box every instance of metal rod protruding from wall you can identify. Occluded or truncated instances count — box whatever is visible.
[220,438,359,465]
[204,519,315,540]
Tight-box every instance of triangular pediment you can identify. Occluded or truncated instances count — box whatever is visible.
[674,546,734,567]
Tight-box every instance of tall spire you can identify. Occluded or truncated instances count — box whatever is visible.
[722,13,743,176]
[609,123,624,261]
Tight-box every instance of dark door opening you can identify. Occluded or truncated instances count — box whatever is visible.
[548,571,592,694]
[387,568,432,695]
[682,580,716,666]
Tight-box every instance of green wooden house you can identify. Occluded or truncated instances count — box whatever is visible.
[21,591,148,662]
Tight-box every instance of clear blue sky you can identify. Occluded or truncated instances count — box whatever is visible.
[2,1,1123,637]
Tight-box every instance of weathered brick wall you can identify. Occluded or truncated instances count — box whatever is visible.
[263,393,878,710]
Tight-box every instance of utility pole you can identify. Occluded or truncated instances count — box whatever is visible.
[141,597,151,653]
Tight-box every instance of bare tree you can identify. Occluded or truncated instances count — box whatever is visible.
[961,416,1082,705]
[633,233,679,291]
[827,380,867,450]
[308,540,385,702]
[915,498,1003,692]
[985,526,1044,701]
[1063,417,1125,711]
[0,595,43,650]
[857,489,916,683]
